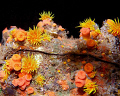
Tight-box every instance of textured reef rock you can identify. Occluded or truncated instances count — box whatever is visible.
[0,11,120,96]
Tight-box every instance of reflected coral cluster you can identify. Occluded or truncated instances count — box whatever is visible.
[0,11,120,96]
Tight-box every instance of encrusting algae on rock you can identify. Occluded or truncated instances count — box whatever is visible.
[0,11,120,96]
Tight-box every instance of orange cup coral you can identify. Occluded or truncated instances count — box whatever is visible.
[76,70,86,80]
[80,28,90,40]
[12,54,21,62]
[16,32,26,41]
[84,63,93,73]
[86,39,96,48]
[12,75,31,90]
[25,73,32,81]
[18,77,26,86]
[13,62,21,71]
[75,70,86,88]
[26,87,34,94]
[12,79,19,86]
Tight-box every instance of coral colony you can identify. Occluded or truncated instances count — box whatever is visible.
[0,11,120,96]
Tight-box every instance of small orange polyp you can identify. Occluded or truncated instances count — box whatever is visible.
[81,61,86,65]
[100,74,104,77]
[86,39,96,48]
[26,87,34,94]
[13,62,21,71]
[84,63,93,73]
[16,32,25,41]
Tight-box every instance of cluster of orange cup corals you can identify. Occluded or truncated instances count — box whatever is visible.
[3,54,22,74]
[75,70,98,94]
[12,73,32,91]
[3,11,65,47]
[78,18,100,39]
[12,73,34,95]
[1,53,36,94]
[80,28,97,49]
[78,18,101,49]
[6,27,27,43]
[1,54,22,83]
[27,11,65,46]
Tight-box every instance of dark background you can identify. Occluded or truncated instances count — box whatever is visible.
[0,0,119,40]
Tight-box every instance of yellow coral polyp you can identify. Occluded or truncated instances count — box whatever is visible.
[2,60,12,74]
[39,11,54,21]
[84,81,98,94]
[27,26,44,45]
[27,26,51,46]
[2,63,10,75]
[107,18,120,36]
[78,18,95,30]
[42,33,51,41]
[21,53,39,73]
[35,74,45,86]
